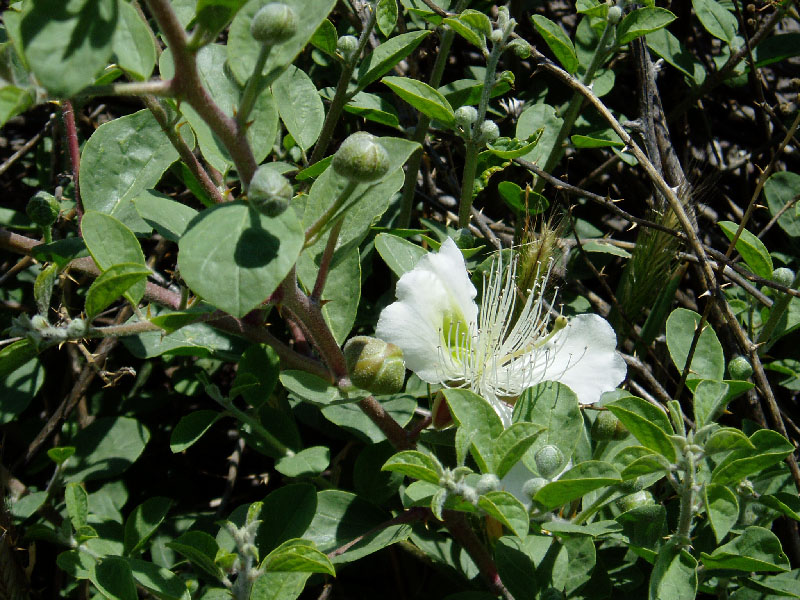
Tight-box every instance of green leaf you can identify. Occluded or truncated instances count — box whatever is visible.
[31,238,89,268]
[704,483,739,544]
[256,484,317,554]
[0,356,44,424]
[704,427,755,455]
[227,0,338,85]
[356,30,430,92]
[443,388,504,473]
[764,171,800,238]
[712,429,795,484]
[478,491,529,538]
[80,110,180,232]
[442,12,488,50]
[620,454,669,480]
[18,0,117,97]
[516,103,565,167]
[531,15,579,74]
[616,504,666,550]
[377,0,398,36]
[262,539,335,576]
[606,396,676,462]
[745,570,800,599]
[700,527,790,572]
[234,344,280,408]
[382,450,443,484]
[382,76,455,127]
[34,263,58,315]
[64,416,150,483]
[321,396,417,444]
[310,19,337,57]
[113,0,156,81]
[84,263,152,320]
[126,558,188,600]
[719,220,774,279]
[275,446,330,478]
[692,379,730,428]
[693,0,738,45]
[512,381,583,476]
[178,202,303,317]
[533,461,622,509]
[616,7,676,46]
[375,233,426,277]
[194,0,248,41]
[47,447,76,466]
[90,556,138,600]
[666,308,725,381]
[273,65,324,152]
[166,531,224,582]
[758,492,800,523]
[280,370,339,405]
[133,193,198,243]
[0,85,34,128]
[493,423,544,479]
[124,497,172,556]
[571,133,625,148]
[0,340,39,380]
[342,91,400,128]
[251,572,310,600]
[485,132,543,159]
[65,482,89,531]
[649,544,698,600]
[646,28,706,87]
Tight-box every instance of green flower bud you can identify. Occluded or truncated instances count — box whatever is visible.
[616,477,644,494]
[727,355,753,380]
[607,6,623,25]
[332,132,391,183]
[247,165,292,217]
[616,490,654,512]
[250,3,298,45]
[454,105,478,133]
[26,191,60,227]
[31,314,49,330]
[475,474,501,495]
[490,28,504,45]
[591,410,628,441]
[508,38,531,59]
[522,477,548,499]
[534,445,563,479]
[336,35,359,61]
[343,335,405,395]
[772,267,795,288]
[65,318,87,338]
[476,120,500,145]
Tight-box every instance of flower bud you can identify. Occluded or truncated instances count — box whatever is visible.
[66,318,87,338]
[522,477,548,499]
[591,410,628,441]
[247,166,292,217]
[31,314,49,330]
[343,336,405,395]
[727,355,753,380]
[454,105,478,133]
[336,35,359,61]
[332,132,391,183]
[534,445,563,479]
[772,267,795,288]
[250,3,298,45]
[476,120,500,145]
[27,191,60,227]
[616,490,654,512]
[607,6,623,25]
[616,477,644,494]
[508,38,531,59]
[490,28,504,45]
[475,474,500,495]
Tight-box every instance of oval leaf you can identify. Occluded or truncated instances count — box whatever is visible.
[382,76,455,127]
[719,220,774,279]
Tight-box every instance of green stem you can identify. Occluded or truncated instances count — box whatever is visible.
[676,451,696,547]
[533,19,616,193]
[237,44,272,135]
[309,5,377,165]
[304,181,358,246]
[572,487,617,525]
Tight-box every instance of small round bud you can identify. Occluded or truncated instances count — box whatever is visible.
[490,29,504,44]
[332,132,391,183]
[248,166,292,217]
[534,445,563,479]
[250,3,298,45]
[772,267,795,288]
[66,318,87,338]
[476,120,500,145]
[591,410,627,441]
[343,336,405,395]
[336,35,359,61]
[475,474,501,495]
[454,105,479,132]
[616,477,644,494]
[508,38,531,59]
[727,355,753,380]
[616,490,654,512]
[31,314,49,330]
[607,6,623,25]
[27,191,60,227]
[522,477,548,500]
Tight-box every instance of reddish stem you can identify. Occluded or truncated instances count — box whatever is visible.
[61,100,82,216]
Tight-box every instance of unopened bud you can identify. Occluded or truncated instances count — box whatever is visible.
[616,477,644,494]
[591,410,628,441]
[248,166,292,217]
[475,474,501,495]
[250,3,298,45]
[454,105,478,133]
[476,120,500,145]
[343,336,405,395]
[772,267,795,288]
[336,35,359,61]
[66,318,87,338]
[332,132,391,183]
[616,490,654,512]
[490,29,504,45]
[508,38,531,59]
[522,477,548,499]
[27,191,60,227]
[607,6,623,25]
[534,445,563,479]
[727,355,753,380]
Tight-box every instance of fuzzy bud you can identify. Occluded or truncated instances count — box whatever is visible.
[490,28,504,45]
[727,355,753,380]
[616,477,644,494]
[522,477,548,499]
[534,445,563,479]
[772,267,795,288]
[248,166,292,217]
[250,3,298,45]
[31,314,49,330]
[26,191,60,227]
[616,490,654,512]
[66,318,88,338]
[332,132,391,183]
[476,120,500,145]
[336,35,359,61]
[508,38,531,59]
[454,105,479,133]
[591,410,628,441]
[343,336,405,395]
[475,474,501,495]
[607,6,623,25]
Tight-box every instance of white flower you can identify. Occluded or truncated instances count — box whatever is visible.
[375,238,626,425]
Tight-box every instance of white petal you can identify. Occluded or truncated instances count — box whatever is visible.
[542,313,627,404]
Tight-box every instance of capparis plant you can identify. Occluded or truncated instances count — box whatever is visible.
[1,1,799,599]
